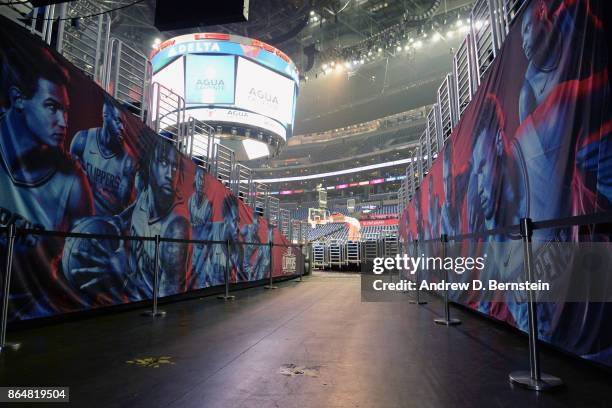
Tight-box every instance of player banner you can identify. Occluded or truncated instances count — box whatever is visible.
[399,0,611,365]
[0,16,298,322]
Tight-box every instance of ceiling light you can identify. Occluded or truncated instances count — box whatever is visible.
[413,40,423,48]
[310,10,315,16]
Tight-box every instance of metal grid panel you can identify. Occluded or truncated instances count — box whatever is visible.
[232,164,252,201]
[252,182,269,216]
[106,38,151,119]
[426,105,441,159]
[150,82,185,139]
[361,239,379,261]
[471,0,496,84]
[61,1,109,83]
[279,208,291,238]
[266,196,280,226]
[300,221,309,243]
[312,243,328,269]
[383,236,399,258]
[346,241,360,264]
[453,35,476,116]
[437,73,458,142]
[419,130,430,171]
[185,118,215,169]
[502,0,525,29]
[290,220,302,243]
[213,143,235,186]
[0,2,57,45]
[328,240,343,267]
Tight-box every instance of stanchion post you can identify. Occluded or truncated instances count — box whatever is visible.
[142,234,166,317]
[509,218,563,390]
[264,241,278,289]
[1,224,21,352]
[218,239,235,301]
[409,239,427,305]
[298,244,304,282]
[434,234,460,325]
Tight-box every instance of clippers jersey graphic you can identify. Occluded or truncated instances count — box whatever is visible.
[189,192,212,286]
[74,128,132,215]
[127,187,188,298]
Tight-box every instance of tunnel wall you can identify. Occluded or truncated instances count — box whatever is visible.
[0,17,301,322]
[399,0,612,366]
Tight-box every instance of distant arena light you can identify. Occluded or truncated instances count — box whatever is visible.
[253,156,427,183]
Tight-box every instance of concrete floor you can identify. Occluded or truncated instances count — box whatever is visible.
[1,272,611,407]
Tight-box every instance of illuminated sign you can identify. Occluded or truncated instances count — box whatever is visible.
[235,57,295,126]
[150,33,299,83]
[185,55,235,104]
[187,108,287,140]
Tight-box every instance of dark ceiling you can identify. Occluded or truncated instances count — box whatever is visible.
[105,0,473,74]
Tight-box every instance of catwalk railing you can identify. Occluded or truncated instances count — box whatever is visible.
[398,0,527,205]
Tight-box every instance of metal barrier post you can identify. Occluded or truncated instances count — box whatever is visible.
[0,224,21,352]
[434,234,460,325]
[509,218,563,390]
[142,234,166,317]
[409,239,427,305]
[264,242,278,289]
[298,244,304,282]
[218,240,236,301]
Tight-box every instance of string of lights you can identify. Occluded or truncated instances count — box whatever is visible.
[303,5,475,81]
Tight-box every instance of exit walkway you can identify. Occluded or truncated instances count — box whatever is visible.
[1,273,610,407]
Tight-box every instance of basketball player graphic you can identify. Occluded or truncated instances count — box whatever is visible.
[70,94,137,215]
[240,206,261,281]
[63,137,191,301]
[207,195,242,286]
[189,165,213,288]
[0,46,93,319]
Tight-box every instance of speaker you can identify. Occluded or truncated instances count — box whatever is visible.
[154,0,249,31]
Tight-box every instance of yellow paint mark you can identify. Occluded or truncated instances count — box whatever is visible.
[126,356,175,368]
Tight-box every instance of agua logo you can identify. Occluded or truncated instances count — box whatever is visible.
[248,88,279,105]
[227,110,247,117]
[196,79,224,91]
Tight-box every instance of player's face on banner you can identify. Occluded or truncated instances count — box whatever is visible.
[521,8,536,61]
[472,130,498,221]
[195,169,205,193]
[104,105,124,140]
[22,78,69,149]
[153,146,180,198]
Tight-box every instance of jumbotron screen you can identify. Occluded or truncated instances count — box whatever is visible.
[151,33,299,141]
